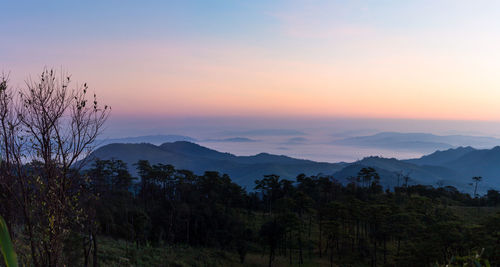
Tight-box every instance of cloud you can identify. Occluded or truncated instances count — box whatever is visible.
[269,0,379,40]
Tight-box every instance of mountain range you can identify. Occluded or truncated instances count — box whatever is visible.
[88,141,345,189]
[333,132,500,152]
[203,137,257,143]
[87,141,500,193]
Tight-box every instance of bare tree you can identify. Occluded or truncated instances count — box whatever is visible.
[0,69,109,266]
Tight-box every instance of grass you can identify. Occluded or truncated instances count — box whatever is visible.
[99,237,245,267]
[98,236,337,267]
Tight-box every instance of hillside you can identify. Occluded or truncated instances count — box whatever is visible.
[89,141,346,189]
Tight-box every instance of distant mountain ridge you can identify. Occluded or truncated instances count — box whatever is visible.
[87,141,500,193]
[203,137,257,143]
[405,146,476,166]
[96,135,196,146]
[218,129,306,136]
[334,132,500,152]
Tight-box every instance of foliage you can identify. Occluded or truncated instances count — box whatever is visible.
[434,249,491,267]
[0,215,17,267]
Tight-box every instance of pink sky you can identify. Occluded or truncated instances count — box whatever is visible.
[2,1,500,122]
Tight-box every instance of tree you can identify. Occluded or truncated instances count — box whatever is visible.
[472,176,482,198]
[292,191,313,265]
[357,167,380,193]
[0,69,109,266]
[403,173,411,188]
[255,174,282,215]
[259,219,284,267]
[486,189,500,206]
[0,74,21,234]
[322,202,342,267]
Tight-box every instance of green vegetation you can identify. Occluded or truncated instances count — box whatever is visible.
[0,215,18,267]
[97,236,335,267]
[78,160,500,266]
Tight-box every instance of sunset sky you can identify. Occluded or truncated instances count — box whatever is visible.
[2,0,500,122]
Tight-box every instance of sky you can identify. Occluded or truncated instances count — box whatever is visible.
[2,0,500,134]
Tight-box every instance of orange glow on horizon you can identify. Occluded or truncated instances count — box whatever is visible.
[4,17,500,122]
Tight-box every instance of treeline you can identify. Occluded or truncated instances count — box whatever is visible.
[80,159,499,266]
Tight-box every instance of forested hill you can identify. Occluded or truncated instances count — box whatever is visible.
[88,141,346,189]
[404,146,500,190]
[88,141,500,192]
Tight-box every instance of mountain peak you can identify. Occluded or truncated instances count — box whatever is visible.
[405,146,476,166]
[161,140,199,147]
[159,141,234,159]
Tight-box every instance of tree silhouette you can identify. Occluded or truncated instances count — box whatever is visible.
[472,176,482,198]
[0,69,109,266]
